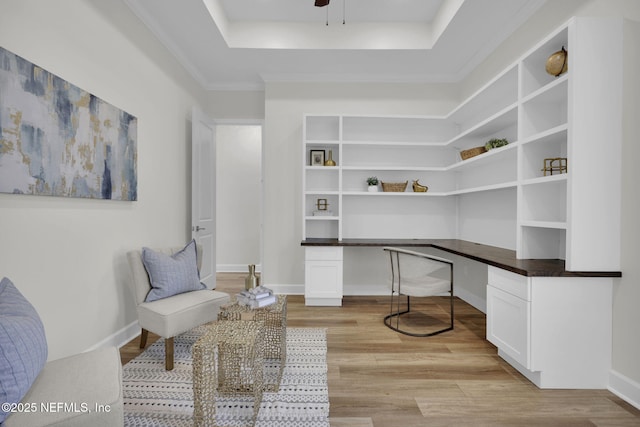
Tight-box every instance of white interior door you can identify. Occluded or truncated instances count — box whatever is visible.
[191,107,216,289]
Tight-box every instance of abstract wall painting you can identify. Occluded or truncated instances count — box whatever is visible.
[0,46,137,201]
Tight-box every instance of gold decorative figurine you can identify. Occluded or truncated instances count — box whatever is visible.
[412,180,428,192]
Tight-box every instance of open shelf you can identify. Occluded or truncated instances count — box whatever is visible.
[520,78,568,139]
[520,220,567,229]
[521,25,569,98]
[520,178,567,231]
[342,115,453,143]
[449,181,519,196]
[342,165,447,172]
[448,142,519,172]
[447,103,518,150]
[342,191,447,197]
[305,216,339,221]
[448,65,519,136]
[519,226,566,260]
[342,143,454,169]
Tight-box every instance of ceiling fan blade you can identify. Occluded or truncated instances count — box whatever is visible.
[315,0,330,7]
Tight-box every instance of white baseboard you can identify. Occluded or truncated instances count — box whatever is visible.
[455,287,486,314]
[85,320,140,353]
[217,264,262,273]
[609,369,640,410]
[267,283,304,295]
[344,284,388,295]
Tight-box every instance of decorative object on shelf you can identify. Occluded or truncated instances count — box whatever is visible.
[545,46,568,77]
[485,138,509,151]
[460,146,487,160]
[316,198,329,210]
[381,181,408,192]
[366,176,379,192]
[324,149,337,166]
[310,150,325,166]
[542,157,568,176]
[245,264,259,290]
[412,180,428,192]
[313,198,333,216]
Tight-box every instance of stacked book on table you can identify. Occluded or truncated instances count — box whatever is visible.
[236,285,276,308]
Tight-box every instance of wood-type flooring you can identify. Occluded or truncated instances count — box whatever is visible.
[120,273,640,427]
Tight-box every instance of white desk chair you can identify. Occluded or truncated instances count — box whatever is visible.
[383,247,454,337]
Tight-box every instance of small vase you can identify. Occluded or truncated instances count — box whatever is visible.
[324,150,336,166]
[368,185,378,192]
[245,264,259,290]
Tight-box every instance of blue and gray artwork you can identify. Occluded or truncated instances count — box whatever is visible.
[0,47,137,200]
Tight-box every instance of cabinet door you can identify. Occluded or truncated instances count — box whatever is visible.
[486,285,530,369]
[305,259,343,306]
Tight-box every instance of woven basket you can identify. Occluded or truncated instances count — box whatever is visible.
[460,146,487,160]
[381,181,408,192]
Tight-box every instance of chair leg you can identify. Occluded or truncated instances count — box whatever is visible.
[384,293,410,332]
[139,329,149,349]
[165,337,174,371]
[384,294,454,337]
[449,288,455,330]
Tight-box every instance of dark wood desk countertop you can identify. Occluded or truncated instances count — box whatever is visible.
[301,238,622,278]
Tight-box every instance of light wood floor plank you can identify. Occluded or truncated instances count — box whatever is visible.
[119,273,640,427]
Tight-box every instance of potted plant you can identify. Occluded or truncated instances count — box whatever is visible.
[366,176,379,192]
[485,138,509,151]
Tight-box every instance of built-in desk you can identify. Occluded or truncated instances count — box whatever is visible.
[302,238,622,277]
[301,238,620,389]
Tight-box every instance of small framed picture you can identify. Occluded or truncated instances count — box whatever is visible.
[310,150,325,166]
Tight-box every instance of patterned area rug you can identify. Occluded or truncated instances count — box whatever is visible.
[122,326,329,427]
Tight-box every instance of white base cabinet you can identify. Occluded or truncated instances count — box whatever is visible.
[304,247,343,306]
[487,267,613,389]
[486,274,531,368]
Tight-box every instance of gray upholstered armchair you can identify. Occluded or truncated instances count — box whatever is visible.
[126,242,230,370]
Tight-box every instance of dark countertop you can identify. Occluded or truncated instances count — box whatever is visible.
[301,238,622,278]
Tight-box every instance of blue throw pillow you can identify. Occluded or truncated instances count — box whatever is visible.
[142,240,205,302]
[0,277,48,424]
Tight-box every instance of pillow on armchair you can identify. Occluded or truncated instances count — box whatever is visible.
[0,277,48,424]
[142,239,206,302]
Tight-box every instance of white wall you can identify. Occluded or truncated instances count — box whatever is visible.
[215,125,262,272]
[0,0,205,360]
[617,14,640,406]
[205,90,265,120]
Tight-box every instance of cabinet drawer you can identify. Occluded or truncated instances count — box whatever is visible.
[488,266,531,301]
[305,246,343,261]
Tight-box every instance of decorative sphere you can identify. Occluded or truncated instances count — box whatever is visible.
[546,47,568,77]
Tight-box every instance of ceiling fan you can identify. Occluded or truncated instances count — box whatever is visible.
[314,0,345,25]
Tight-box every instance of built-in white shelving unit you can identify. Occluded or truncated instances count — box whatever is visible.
[302,18,625,389]
[302,17,621,272]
